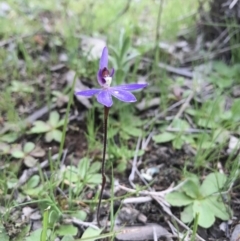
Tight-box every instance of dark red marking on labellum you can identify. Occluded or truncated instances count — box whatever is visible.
[102,67,109,78]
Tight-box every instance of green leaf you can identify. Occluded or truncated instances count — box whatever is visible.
[45,131,54,142]
[65,166,79,183]
[197,119,218,129]
[80,227,102,241]
[88,162,101,174]
[172,136,184,149]
[25,229,43,241]
[52,129,63,143]
[200,173,227,196]
[0,223,9,241]
[193,199,215,228]
[166,192,193,206]
[171,118,190,130]
[48,111,60,127]
[182,180,202,199]
[25,175,40,189]
[122,125,142,137]
[11,150,25,159]
[152,132,176,143]
[181,204,194,223]
[56,225,78,236]
[213,128,229,144]
[48,210,60,228]
[24,142,35,153]
[62,236,75,241]
[72,210,87,221]
[231,98,240,121]
[0,143,11,154]
[0,133,18,143]
[205,196,231,220]
[86,174,102,184]
[30,121,51,133]
[78,158,90,179]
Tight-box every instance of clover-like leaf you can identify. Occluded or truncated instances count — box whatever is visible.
[182,180,202,199]
[24,155,38,168]
[0,132,18,143]
[48,111,60,127]
[81,227,102,241]
[166,191,194,206]
[30,121,51,133]
[45,131,54,142]
[23,142,35,153]
[181,204,194,223]
[122,125,142,137]
[56,224,78,236]
[78,158,90,179]
[86,174,102,184]
[52,129,63,142]
[193,199,215,228]
[200,172,227,196]
[152,132,176,143]
[30,146,45,157]
[11,149,25,159]
[205,196,232,220]
[65,166,79,183]
[88,161,101,174]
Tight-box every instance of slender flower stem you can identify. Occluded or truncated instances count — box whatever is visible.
[97,106,110,227]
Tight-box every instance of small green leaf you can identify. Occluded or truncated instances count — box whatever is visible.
[49,210,60,228]
[30,121,51,133]
[48,111,60,127]
[122,126,142,137]
[172,136,184,149]
[182,180,202,199]
[25,175,40,189]
[166,192,193,206]
[11,150,25,159]
[62,236,75,241]
[0,223,10,241]
[45,131,54,142]
[200,173,227,196]
[52,129,63,142]
[72,211,87,221]
[24,156,38,168]
[88,162,101,174]
[80,227,102,241]
[86,174,102,184]
[24,142,35,153]
[205,196,231,220]
[181,204,194,223]
[78,158,90,179]
[193,199,215,228]
[0,133,18,143]
[152,132,176,143]
[65,166,79,182]
[56,225,78,236]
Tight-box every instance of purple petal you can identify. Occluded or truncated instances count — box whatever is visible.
[110,68,115,77]
[99,47,108,69]
[97,90,113,107]
[75,89,100,97]
[97,69,105,86]
[109,89,137,103]
[113,83,147,91]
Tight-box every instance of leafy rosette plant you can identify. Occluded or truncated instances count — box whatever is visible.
[75,46,147,226]
[166,173,232,228]
[29,111,64,143]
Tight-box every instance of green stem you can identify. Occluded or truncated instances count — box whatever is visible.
[97,106,110,227]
